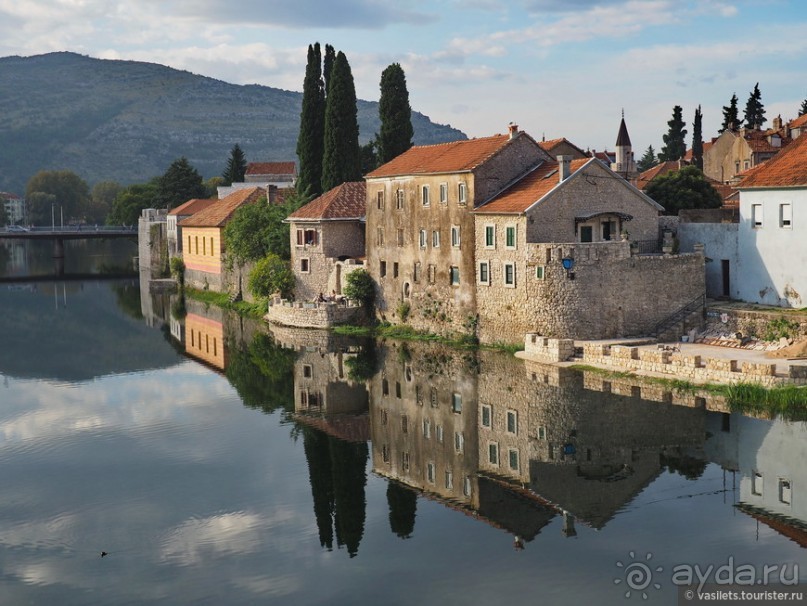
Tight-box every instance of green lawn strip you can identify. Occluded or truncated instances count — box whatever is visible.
[184,288,266,319]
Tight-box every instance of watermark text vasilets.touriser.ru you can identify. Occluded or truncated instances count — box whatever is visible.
[614,552,800,600]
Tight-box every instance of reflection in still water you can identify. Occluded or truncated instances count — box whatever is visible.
[165,297,807,559]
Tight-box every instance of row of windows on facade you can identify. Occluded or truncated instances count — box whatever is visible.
[376,225,519,250]
[380,446,475,496]
[188,329,218,357]
[751,471,792,506]
[187,235,216,257]
[751,203,792,229]
[380,382,465,412]
[380,414,466,452]
[378,259,546,287]
[376,182,468,211]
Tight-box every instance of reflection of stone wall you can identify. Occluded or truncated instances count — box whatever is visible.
[294,349,369,417]
[369,342,481,508]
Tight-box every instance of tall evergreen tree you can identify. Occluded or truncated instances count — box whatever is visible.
[322,51,362,191]
[387,481,417,539]
[296,43,326,198]
[637,145,657,173]
[743,82,766,130]
[660,105,687,162]
[221,143,247,186]
[156,157,206,210]
[692,105,704,170]
[377,63,414,165]
[799,97,807,117]
[323,44,336,96]
[720,93,739,132]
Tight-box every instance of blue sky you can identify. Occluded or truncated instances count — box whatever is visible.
[1,0,806,155]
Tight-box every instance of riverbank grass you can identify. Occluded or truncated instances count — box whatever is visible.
[184,288,266,318]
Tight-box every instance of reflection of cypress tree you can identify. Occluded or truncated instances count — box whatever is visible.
[330,438,368,557]
[302,427,335,550]
[387,480,417,539]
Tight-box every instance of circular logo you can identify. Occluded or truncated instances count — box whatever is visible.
[614,551,663,599]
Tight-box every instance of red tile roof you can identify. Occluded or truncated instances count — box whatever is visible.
[286,182,366,221]
[537,137,588,159]
[789,113,807,129]
[365,134,517,178]
[473,158,591,214]
[635,161,682,190]
[738,131,807,188]
[179,187,265,228]
[246,162,296,176]
[168,198,217,216]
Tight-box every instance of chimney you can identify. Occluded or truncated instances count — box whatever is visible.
[558,155,571,183]
[773,115,782,130]
[508,122,519,139]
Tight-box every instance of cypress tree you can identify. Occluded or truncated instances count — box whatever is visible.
[323,44,336,97]
[660,105,687,162]
[322,51,362,191]
[800,98,807,117]
[221,143,247,185]
[296,43,326,198]
[743,83,766,130]
[377,63,414,165]
[692,105,704,170]
[720,93,738,132]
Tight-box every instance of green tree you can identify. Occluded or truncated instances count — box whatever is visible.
[204,176,224,198]
[659,105,687,162]
[322,51,362,192]
[106,179,159,226]
[387,481,417,539]
[296,43,326,199]
[360,139,379,174]
[87,181,122,224]
[645,165,722,216]
[692,105,704,171]
[323,44,336,96]
[25,192,57,225]
[156,157,206,210]
[637,145,657,173]
[800,98,807,117]
[720,93,739,132]
[25,170,90,224]
[343,268,374,308]
[222,143,247,186]
[248,253,295,299]
[377,63,414,165]
[743,83,766,130]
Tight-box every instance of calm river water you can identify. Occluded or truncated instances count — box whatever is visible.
[0,242,805,605]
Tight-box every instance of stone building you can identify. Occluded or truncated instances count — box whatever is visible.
[610,115,638,180]
[703,119,792,184]
[364,125,552,334]
[217,161,296,199]
[285,181,366,302]
[471,156,705,343]
[179,186,265,292]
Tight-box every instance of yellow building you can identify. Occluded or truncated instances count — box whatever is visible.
[178,187,266,291]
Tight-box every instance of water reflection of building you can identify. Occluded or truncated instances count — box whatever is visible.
[705,411,807,544]
[366,342,709,543]
[185,310,226,370]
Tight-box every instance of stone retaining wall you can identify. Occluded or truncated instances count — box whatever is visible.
[523,334,576,362]
[582,343,806,387]
[265,298,365,329]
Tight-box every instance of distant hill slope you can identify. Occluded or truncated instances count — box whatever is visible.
[0,52,466,194]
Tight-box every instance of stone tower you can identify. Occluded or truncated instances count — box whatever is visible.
[612,111,637,179]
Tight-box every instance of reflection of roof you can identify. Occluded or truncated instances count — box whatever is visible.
[737,503,807,549]
[472,158,590,214]
[738,132,807,188]
[246,161,296,176]
[287,181,366,221]
[179,187,265,228]
[168,198,217,216]
[292,413,370,443]
[366,134,518,178]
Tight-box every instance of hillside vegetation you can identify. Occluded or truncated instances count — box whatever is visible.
[0,52,466,193]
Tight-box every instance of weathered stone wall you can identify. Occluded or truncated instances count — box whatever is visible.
[137,213,167,274]
[523,335,575,361]
[474,231,705,344]
[265,299,365,328]
[703,130,737,183]
[525,160,661,243]
[678,221,738,299]
[185,266,223,291]
[705,306,807,342]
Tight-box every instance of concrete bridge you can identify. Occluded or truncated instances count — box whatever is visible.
[0,226,137,258]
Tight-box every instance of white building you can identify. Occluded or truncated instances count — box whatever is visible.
[1,192,25,224]
[735,131,807,306]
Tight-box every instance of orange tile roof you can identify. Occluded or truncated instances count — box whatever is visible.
[473,158,591,214]
[538,137,588,158]
[366,134,518,178]
[168,197,217,216]
[246,161,296,176]
[789,113,807,129]
[179,187,265,228]
[635,161,681,190]
[286,181,366,221]
[738,131,807,188]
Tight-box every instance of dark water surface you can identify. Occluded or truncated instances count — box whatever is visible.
[0,273,805,604]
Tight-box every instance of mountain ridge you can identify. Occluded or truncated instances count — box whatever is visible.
[0,52,466,194]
